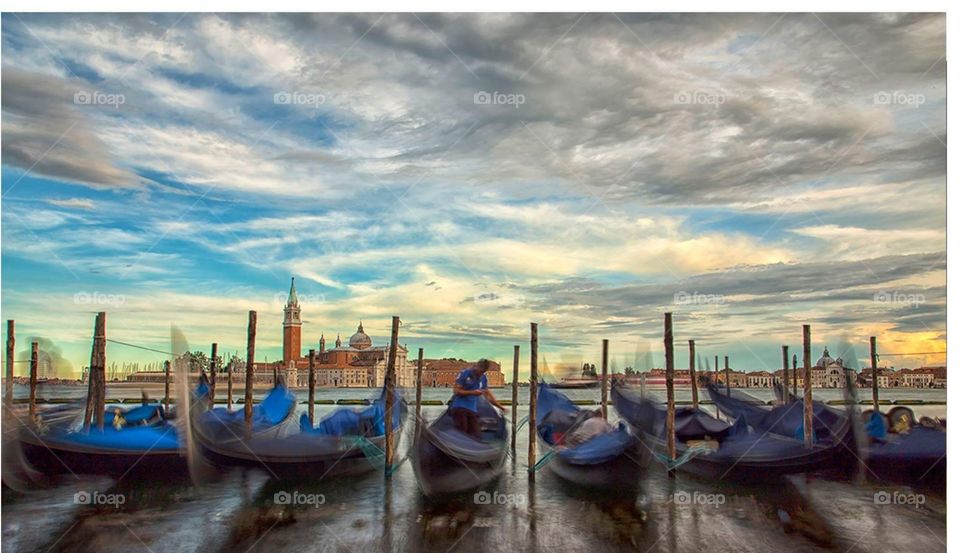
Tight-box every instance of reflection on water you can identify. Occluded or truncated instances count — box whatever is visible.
[1,405,946,553]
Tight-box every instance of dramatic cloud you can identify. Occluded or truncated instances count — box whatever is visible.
[0,13,945,374]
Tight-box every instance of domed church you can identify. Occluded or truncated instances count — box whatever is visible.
[254,278,413,388]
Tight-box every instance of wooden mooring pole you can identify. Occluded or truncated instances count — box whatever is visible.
[870,336,879,413]
[688,339,698,410]
[5,320,13,407]
[226,359,234,411]
[244,310,257,435]
[528,323,538,477]
[724,355,730,396]
[664,313,676,471]
[29,341,38,420]
[308,349,316,424]
[415,347,424,437]
[803,324,813,448]
[83,312,106,431]
[384,316,400,477]
[209,342,218,407]
[781,345,789,405]
[511,345,520,451]
[163,360,171,412]
[792,354,798,397]
[601,339,609,420]
[714,354,719,416]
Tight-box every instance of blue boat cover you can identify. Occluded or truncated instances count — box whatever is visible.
[103,404,165,426]
[865,411,887,441]
[536,382,638,466]
[48,423,180,452]
[707,383,844,443]
[299,387,406,437]
[198,384,296,430]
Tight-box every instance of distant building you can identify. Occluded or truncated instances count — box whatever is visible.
[421,359,506,388]
[248,278,415,387]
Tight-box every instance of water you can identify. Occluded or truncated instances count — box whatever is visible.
[1,386,946,553]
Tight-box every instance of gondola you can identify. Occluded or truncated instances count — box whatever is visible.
[412,396,507,497]
[715,382,945,485]
[191,380,406,478]
[611,379,839,481]
[535,382,646,492]
[18,401,183,476]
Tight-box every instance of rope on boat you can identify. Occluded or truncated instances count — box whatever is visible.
[653,442,714,471]
[516,415,529,431]
[528,449,557,472]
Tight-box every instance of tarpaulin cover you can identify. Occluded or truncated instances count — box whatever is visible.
[300,387,406,437]
[869,425,945,462]
[48,423,180,452]
[103,404,165,426]
[707,382,845,443]
[198,384,296,431]
[535,382,638,465]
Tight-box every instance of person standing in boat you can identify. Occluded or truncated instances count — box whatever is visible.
[451,359,505,438]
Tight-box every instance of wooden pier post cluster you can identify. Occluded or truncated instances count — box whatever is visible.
[384,316,400,477]
[528,322,538,478]
[802,324,813,449]
[511,345,520,451]
[83,312,107,431]
[664,313,676,468]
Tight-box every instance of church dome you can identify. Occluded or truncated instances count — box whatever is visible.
[348,322,372,350]
[815,347,835,369]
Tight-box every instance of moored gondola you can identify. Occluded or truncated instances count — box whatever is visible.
[534,382,647,492]
[191,380,406,479]
[18,401,183,477]
[611,379,839,481]
[715,382,945,485]
[412,396,507,497]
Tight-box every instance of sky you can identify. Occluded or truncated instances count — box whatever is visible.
[0,13,946,379]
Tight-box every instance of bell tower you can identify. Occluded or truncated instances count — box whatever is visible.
[282,277,302,365]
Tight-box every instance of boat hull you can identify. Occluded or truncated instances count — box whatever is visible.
[19,430,184,477]
[536,434,648,492]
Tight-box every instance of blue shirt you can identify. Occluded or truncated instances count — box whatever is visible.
[450,368,488,412]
